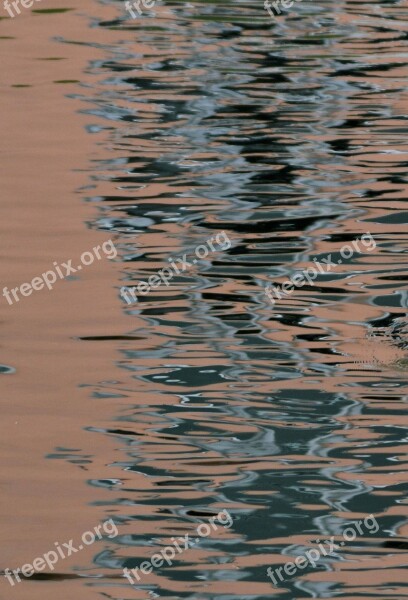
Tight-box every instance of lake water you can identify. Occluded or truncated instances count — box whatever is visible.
[1,1,407,599]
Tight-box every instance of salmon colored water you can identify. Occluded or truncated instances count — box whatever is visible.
[0,1,407,599]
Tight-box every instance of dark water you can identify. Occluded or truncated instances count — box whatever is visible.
[3,0,408,598]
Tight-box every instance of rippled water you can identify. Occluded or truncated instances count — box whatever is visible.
[1,0,408,599]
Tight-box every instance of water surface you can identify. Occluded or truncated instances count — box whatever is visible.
[1,1,408,599]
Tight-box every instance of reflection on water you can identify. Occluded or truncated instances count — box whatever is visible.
[2,0,408,598]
